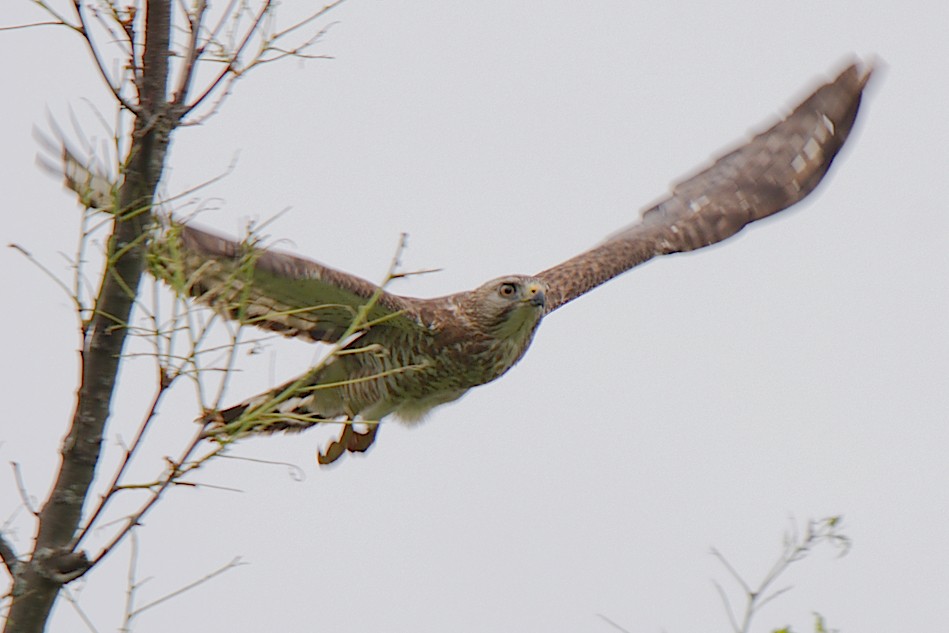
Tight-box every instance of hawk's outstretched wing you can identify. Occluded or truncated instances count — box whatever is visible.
[51,145,432,344]
[535,63,871,312]
[160,224,429,343]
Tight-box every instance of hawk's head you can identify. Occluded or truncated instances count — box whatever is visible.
[467,275,547,340]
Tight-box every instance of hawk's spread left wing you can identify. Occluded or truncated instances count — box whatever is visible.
[535,63,871,312]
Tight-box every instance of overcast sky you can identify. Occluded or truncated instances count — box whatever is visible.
[2,1,948,632]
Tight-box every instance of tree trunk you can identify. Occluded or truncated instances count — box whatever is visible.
[3,2,174,630]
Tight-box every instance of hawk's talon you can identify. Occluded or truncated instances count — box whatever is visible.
[317,425,351,465]
[346,424,378,453]
[317,424,378,465]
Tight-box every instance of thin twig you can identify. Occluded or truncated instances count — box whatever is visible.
[128,556,244,619]
[179,0,347,124]
[754,584,795,612]
[269,0,347,42]
[10,462,38,516]
[92,2,133,59]
[87,423,211,570]
[8,244,84,315]
[711,517,849,633]
[713,580,741,633]
[72,1,139,113]
[208,286,248,414]
[203,0,240,50]
[70,383,172,551]
[61,585,101,633]
[171,0,209,105]
[596,613,633,633]
[0,21,67,31]
[21,0,78,30]
[710,547,752,595]
[119,530,140,633]
[179,0,274,118]
[218,454,306,481]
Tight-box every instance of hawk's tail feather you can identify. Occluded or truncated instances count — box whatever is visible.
[200,394,379,466]
[201,389,330,437]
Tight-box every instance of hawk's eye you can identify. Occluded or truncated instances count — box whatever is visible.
[498,283,517,298]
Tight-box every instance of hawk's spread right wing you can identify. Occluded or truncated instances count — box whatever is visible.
[535,63,872,312]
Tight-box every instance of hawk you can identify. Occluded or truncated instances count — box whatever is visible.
[60,63,871,464]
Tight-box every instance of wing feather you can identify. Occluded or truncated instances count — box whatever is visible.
[50,145,430,343]
[536,63,872,312]
[158,223,429,343]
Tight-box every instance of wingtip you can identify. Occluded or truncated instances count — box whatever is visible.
[837,56,881,92]
[859,55,888,92]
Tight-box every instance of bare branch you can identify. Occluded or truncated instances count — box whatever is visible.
[754,584,795,612]
[7,244,83,315]
[269,0,346,42]
[179,0,347,123]
[100,1,137,58]
[176,72,240,125]
[15,0,79,30]
[177,0,274,119]
[0,21,69,32]
[712,580,741,633]
[88,3,134,60]
[87,422,211,571]
[70,383,172,552]
[203,0,240,49]
[711,517,850,633]
[710,547,752,595]
[171,0,209,105]
[72,2,139,113]
[8,0,358,628]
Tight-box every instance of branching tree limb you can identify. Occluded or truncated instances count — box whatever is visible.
[3,1,347,630]
[712,516,850,633]
[4,2,172,629]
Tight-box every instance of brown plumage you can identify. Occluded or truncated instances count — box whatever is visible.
[59,62,872,463]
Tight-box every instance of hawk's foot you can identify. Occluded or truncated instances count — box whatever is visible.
[317,423,379,465]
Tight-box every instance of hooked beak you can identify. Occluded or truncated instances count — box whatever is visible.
[526,283,546,308]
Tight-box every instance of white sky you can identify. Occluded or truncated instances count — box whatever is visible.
[2,1,948,632]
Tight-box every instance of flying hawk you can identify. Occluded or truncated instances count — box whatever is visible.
[60,63,871,464]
